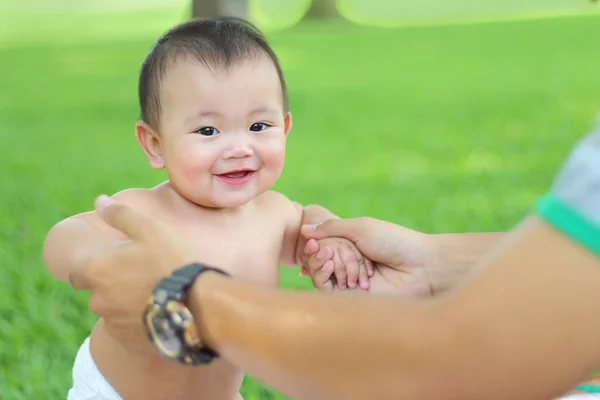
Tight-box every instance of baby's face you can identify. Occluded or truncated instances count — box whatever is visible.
[154,56,290,208]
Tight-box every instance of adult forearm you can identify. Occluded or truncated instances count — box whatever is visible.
[432,217,600,399]
[190,275,445,400]
[190,216,600,400]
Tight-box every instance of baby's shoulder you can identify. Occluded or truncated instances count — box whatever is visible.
[59,187,158,236]
[110,187,156,207]
[85,187,160,220]
[252,191,302,232]
[254,190,297,215]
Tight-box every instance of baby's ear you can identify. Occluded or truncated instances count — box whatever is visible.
[284,112,293,137]
[135,121,164,170]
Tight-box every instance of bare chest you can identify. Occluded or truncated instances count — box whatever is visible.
[159,210,284,288]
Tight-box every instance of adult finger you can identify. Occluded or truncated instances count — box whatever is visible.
[88,291,104,317]
[69,240,127,291]
[301,218,366,242]
[69,258,93,291]
[95,195,159,241]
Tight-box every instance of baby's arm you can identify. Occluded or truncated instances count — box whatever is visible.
[279,202,337,268]
[43,191,139,287]
[278,197,372,290]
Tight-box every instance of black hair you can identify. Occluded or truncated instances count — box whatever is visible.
[138,17,288,128]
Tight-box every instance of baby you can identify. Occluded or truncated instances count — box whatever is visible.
[43,17,372,400]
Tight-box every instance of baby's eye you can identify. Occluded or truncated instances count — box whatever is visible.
[250,123,270,132]
[196,127,219,136]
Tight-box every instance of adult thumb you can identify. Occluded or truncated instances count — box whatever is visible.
[301,218,362,242]
[95,195,152,241]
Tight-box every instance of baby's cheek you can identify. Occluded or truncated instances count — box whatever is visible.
[178,144,213,173]
[259,140,286,172]
[167,146,213,193]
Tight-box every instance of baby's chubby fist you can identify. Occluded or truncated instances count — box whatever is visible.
[302,237,374,290]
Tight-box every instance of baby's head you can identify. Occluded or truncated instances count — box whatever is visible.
[135,17,292,208]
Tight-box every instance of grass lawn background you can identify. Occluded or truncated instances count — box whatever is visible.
[1,1,599,398]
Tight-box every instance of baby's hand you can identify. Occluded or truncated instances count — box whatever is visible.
[303,238,374,290]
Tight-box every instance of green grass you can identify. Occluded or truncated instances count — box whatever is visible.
[1,5,600,399]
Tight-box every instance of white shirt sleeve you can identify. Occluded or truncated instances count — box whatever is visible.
[551,120,600,227]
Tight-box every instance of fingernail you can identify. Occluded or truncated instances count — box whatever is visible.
[96,195,114,210]
[348,281,357,288]
[302,224,316,232]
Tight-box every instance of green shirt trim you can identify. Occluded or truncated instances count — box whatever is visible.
[535,193,600,258]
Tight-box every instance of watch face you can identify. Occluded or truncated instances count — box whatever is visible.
[143,297,204,363]
[148,307,182,357]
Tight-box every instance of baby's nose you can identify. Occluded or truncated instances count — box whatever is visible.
[223,141,254,159]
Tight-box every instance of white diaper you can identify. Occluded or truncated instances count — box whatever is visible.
[67,337,123,400]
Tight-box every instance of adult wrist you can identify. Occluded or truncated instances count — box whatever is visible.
[425,231,503,295]
[425,233,467,295]
[187,271,232,350]
[143,263,231,365]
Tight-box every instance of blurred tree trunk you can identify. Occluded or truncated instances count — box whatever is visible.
[192,0,248,19]
[304,0,341,19]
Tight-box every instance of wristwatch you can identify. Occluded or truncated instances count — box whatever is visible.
[142,262,230,365]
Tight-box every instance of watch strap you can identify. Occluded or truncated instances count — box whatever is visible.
[154,263,229,303]
[149,262,230,365]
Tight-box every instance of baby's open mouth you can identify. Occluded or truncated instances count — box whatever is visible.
[218,170,253,179]
[215,169,256,185]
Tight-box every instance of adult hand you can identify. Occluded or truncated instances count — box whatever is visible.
[72,195,195,355]
[301,217,434,297]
